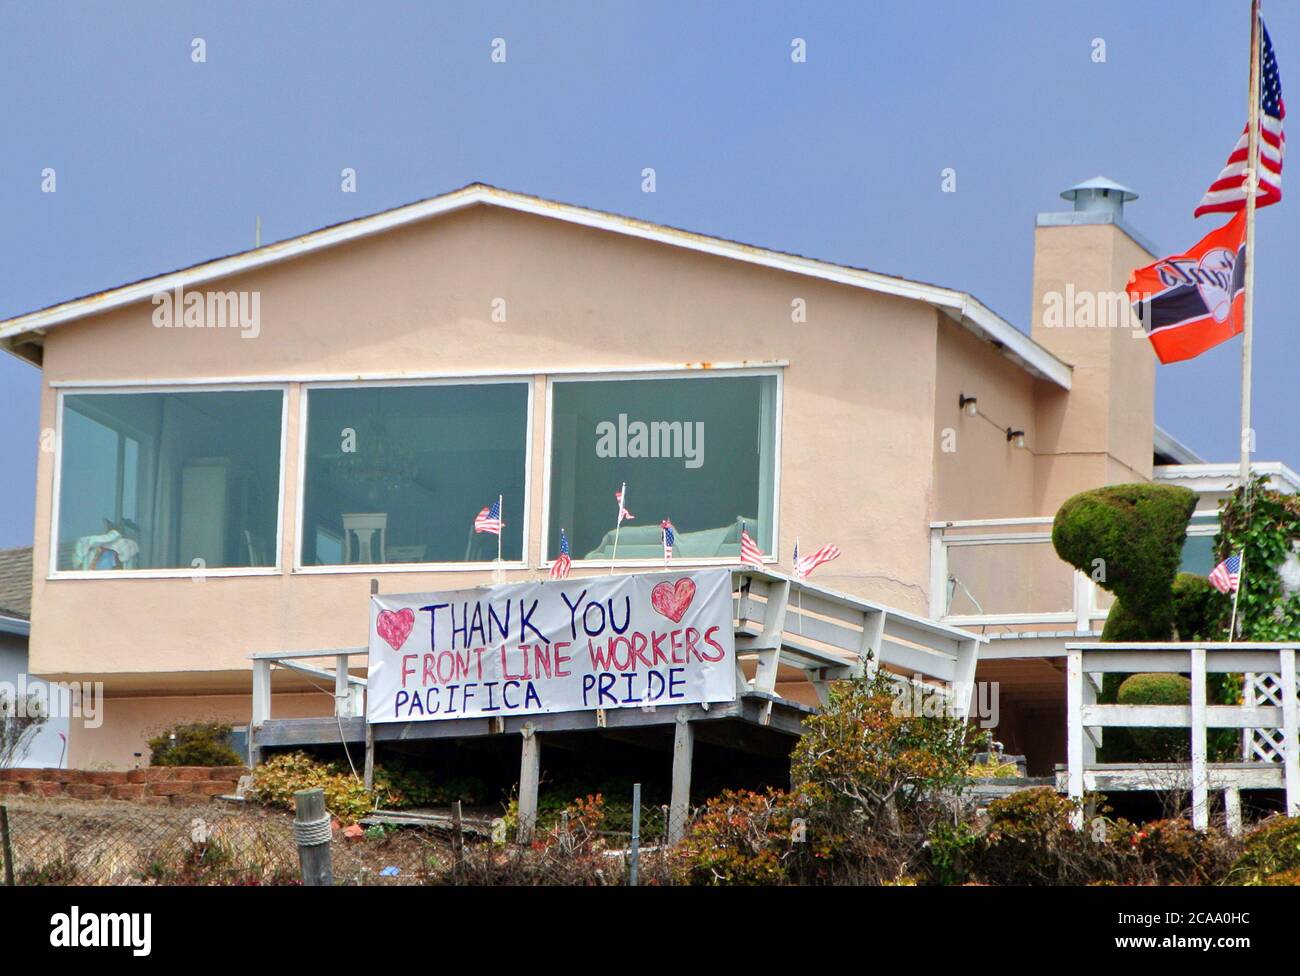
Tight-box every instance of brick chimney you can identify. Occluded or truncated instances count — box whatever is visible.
[1030,177,1158,513]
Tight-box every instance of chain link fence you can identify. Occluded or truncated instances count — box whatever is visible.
[0,794,681,886]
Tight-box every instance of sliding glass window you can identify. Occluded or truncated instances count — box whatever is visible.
[56,390,284,571]
[548,373,779,562]
[301,383,528,566]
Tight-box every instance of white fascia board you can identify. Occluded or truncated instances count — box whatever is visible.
[0,183,1072,389]
[1154,462,1300,494]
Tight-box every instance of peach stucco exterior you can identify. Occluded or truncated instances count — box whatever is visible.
[16,197,1158,767]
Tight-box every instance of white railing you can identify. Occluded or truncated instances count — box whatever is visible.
[929,512,1220,630]
[1065,642,1300,831]
[248,568,983,735]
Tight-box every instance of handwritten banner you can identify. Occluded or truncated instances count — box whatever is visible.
[367,568,736,724]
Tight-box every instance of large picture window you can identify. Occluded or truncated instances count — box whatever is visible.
[300,382,529,566]
[56,390,284,572]
[547,373,779,562]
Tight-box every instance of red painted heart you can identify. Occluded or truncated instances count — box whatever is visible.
[376,608,415,651]
[650,577,697,623]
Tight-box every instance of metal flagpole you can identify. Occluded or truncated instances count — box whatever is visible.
[497,494,503,564]
[1239,0,1261,492]
[610,482,626,574]
[1235,0,1263,626]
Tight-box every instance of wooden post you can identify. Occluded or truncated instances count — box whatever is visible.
[1190,647,1209,831]
[1280,648,1300,817]
[364,578,378,788]
[334,654,350,718]
[451,800,465,883]
[1066,647,1085,828]
[517,723,540,843]
[668,711,695,845]
[952,638,980,719]
[752,579,790,694]
[0,806,14,887]
[1224,787,1243,838]
[928,526,947,619]
[293,788,334,886]
[250,657,272,767]
[363,724,375,792]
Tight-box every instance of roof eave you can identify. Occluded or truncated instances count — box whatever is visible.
[0,183,1072,389]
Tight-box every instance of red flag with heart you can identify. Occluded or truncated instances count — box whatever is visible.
[1126,210,1247,365]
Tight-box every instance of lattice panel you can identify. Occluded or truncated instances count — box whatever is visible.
[1243,672,1289,763]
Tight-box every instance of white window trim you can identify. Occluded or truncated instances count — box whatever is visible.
[293,375,534,574]
[48,383,290,580]
[539,366,784,570]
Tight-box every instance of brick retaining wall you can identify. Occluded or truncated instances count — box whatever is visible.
[0,766,249,805]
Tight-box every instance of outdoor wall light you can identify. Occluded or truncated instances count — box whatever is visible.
[958,394,978,417]
[1006,428,1026,449]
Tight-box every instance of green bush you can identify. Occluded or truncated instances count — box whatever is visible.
[147,722,243,767]
[1117,674,1191,761]
[247,752,385,825]
[1053,483,1197,641]
[1225,816,1300,885]
[674,789,798,886]
[1172,572,1229,641]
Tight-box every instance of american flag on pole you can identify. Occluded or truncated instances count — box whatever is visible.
[1209,553,1242,593]
[796,543,841,579]
[615,487,634,523]
[550,528,571,579]
[1195,17,1285,218]
[660,520,676,563]
[473,498,503,535]
[739,522,764,567]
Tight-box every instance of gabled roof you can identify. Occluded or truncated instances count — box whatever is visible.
[0,182,1071,389]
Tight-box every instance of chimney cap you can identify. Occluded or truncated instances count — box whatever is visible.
[1060,175,1138,205]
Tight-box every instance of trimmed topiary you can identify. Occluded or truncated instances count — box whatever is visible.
[1053,483,1198,641]
[1172,572,1229,641]
[1117,673,1191,761]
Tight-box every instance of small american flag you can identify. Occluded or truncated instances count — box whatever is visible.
[1196,17,1285,217]
[550,528,571,579]
[473,498,503,535]
[796,543,841,579]
[1209,553,1242,594]
[615,487,634,523]
[661,520,676,563]
[739,522,764,567]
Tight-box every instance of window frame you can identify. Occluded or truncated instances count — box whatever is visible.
[49,383,290,580]
[293,376,534,574]
[540,367,783,570]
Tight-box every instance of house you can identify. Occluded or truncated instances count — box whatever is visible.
[0,179,1279,772]
[0,546,69,767]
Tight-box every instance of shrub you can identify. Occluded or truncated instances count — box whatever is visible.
[674,788,797,886]
[1172,573,1229,641]
[1225,816,1300,885]
[1115,818,1238,885]
[1117,673,1192,761]
[248,751,386,825]
[1053,484,1197,641]
[147,722,243,767]
[787,667,980,883]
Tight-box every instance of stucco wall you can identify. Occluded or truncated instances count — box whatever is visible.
[31,203,946,683]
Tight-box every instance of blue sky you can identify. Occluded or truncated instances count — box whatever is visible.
[1,1,1295,549]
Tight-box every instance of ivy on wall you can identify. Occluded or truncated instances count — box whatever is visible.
[1216,476,1300,641]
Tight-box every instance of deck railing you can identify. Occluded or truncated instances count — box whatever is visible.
[249,567,983,747]
[1065,642,1300,831]
[929,512,1220,631]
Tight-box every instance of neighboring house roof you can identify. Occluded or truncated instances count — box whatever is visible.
[1153,424,1205,466]
[0,546,33,620]
[0,183,1072,389]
